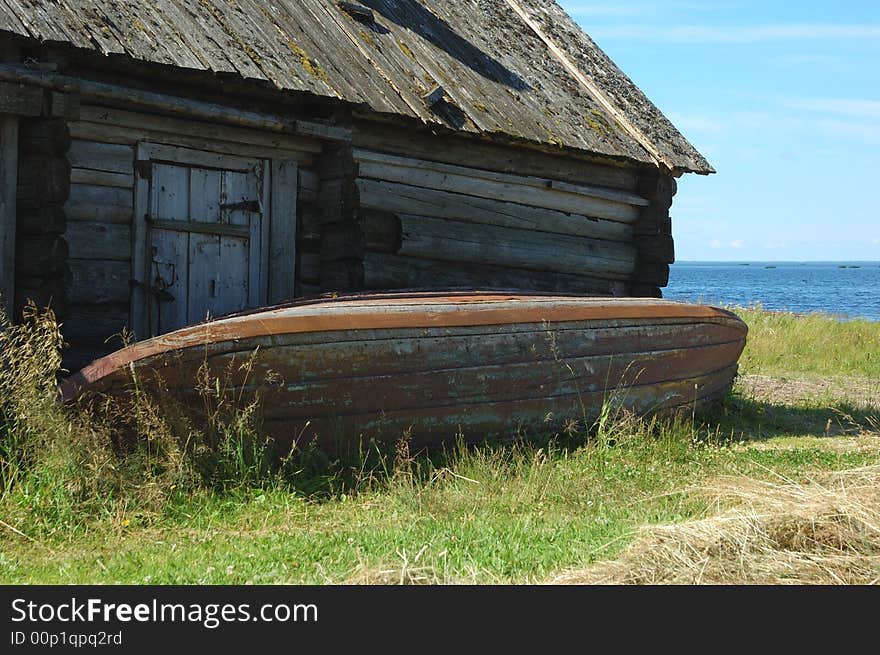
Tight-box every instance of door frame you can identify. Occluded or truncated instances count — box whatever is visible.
[130,141,276,340]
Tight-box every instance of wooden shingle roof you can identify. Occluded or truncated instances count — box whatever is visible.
[0,0,714,174]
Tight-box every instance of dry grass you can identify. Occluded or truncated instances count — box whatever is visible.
[552,465,880,585]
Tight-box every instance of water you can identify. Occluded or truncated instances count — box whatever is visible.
[664,262,880,321]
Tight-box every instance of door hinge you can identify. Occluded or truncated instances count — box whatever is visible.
[134,160,152,180]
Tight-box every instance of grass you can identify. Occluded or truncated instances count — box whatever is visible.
[736,306,880,378]
[0,303,878,584]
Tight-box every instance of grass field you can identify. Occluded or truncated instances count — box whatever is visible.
[1,304,878,584]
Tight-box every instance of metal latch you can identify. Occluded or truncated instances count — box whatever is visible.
[220,199,262,213]
[130,278,175,303]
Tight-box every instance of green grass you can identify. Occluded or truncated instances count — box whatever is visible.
[736,306,880,378]
[1,305,878,584]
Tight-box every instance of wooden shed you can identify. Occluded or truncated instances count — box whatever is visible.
[0,0,713,372]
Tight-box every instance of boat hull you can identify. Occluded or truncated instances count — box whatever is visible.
[60,293,748,453]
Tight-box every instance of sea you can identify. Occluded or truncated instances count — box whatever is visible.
[664,261,880,322]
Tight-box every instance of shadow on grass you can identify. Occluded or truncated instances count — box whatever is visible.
[286,388,880,499]
[700,390,878,442]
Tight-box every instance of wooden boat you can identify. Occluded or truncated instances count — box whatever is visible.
[59,291,748,454]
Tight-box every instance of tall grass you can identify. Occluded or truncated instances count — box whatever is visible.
[0,304,307,536]
[0,302,718,538]
[2,304,878,584]
[736,306,880,378]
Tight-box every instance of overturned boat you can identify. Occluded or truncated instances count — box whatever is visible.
[59,292,747,454]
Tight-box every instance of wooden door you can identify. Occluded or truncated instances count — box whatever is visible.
[133,144,271,337]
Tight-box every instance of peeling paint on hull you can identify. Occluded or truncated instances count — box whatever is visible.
[60,292,748,453]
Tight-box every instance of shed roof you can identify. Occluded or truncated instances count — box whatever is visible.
[0,0,713,174]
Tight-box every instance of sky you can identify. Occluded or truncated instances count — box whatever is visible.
[557,0,880,262]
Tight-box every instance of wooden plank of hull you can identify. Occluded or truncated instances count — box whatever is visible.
[259,365,739,454]
[61,295,747,401]
[148,340,744,420]
[59,294,748,454]
[112,320,746,392]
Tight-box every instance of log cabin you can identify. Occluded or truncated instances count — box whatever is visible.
[0,0,713,372]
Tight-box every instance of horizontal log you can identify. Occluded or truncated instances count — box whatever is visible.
[0,66,346,145]
[16,204,66,235]
[76,104,323,153]
[300,205,321,241]
[70,168,133,188]
[65,183,133,224]
[322,223,364,261]
[0,80,44,116]
[65,221,130,261]
[18,120,70,155]
[363,252,627,296]
[635,206,672,237]
[320,259,364,291]
[16,155,70,206]
[68,139,134,174]
[352,124,640,190]
[298,168,319,204]
[631,284,662,299]
[68,121,317,165]
[357,179,634,242]
[61,303,130,340]
[68,259,130,304]
[318,177,357,223]
[299,252,321,284]
[636,235,675,264]
[297,283,321,298]
[15,235,69,277]
[361,210,401,252]
[354,149,649,207]
[396,215,637,278]
[323,210,401,259]
[49,91,79,120]
[637,173,677,208]
[635,262,670,287]
[356,159,641,224]
[317,145,357,180]
[18,154,69,183]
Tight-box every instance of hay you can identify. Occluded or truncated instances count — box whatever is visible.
[552,465,880,585]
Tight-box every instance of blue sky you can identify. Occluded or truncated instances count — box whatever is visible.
[558,1,880,262]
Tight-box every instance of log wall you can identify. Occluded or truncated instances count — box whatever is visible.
[631,173,677,297]
[319,144,657,296]
[15,102,320,372]
[9,73,680,373]
[14,118,71,325]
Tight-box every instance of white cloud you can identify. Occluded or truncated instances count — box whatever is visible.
[565,2,730,17]
[589,23,880,43]
[666,112,728,136]
[710,239,722,248]
[565,5,646,17]
[730,240,746,248]
[784,97,880,119]
[815,119,880,142]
